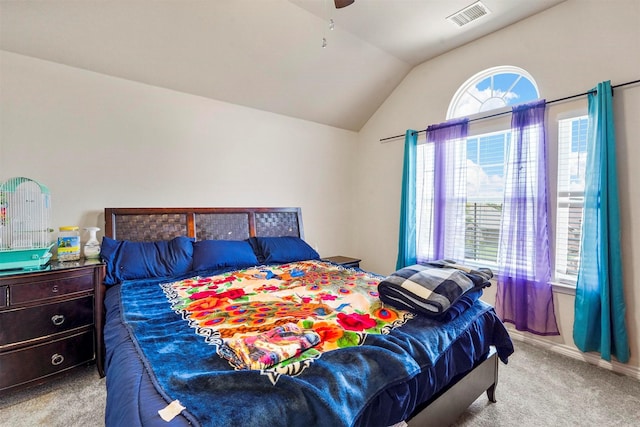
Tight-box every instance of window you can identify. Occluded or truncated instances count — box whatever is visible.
[448,66,539,119]
[416,128,514,266]
[417,66,588,287]
[416,66,540,266]
[449,67,538,266]
[555,116,588,284]
[465,131,510,264]
[416,67,588,285]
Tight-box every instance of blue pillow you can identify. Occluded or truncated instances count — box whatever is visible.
[255,236,319,264]
[192,240,259,271]
[100,236,194,285]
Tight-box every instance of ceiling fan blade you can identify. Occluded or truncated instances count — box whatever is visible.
[334,0,355,8]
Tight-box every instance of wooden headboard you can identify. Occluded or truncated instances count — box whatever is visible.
[104,207,304,242]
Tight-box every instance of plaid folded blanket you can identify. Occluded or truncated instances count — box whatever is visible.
[426,259,493,287]
[378,262,492,316]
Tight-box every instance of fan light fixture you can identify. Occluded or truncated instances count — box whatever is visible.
[334,0,355,8]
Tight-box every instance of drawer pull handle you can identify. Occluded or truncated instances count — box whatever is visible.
[51,285,59,293]
[51,314,65,326]
[51,353,65,366]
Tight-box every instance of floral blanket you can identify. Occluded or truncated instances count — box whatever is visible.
[161,260,414,378]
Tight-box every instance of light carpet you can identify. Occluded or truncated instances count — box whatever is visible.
[1,340,639,426]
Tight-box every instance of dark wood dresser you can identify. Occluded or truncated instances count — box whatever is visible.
[0,260,104,393]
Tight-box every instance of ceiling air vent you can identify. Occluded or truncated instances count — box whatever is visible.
[447,1,491,27]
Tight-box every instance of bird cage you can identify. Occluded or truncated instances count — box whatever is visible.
[0,177,54,270]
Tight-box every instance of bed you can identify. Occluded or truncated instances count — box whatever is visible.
[97,207,514,427]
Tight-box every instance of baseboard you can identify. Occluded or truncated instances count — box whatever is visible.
[507,329,640,380]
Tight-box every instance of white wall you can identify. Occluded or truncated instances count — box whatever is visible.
[0,51,358,258]
[355,0,640,374]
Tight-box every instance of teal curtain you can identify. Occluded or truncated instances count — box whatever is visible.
[573,81,630,363]
[396,130,417,269]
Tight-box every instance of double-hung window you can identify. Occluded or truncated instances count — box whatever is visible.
[464,131,510,265]
[555,116,588,284]
[416,128,512,267]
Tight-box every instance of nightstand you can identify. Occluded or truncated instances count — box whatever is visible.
[322,256,361,269]
[0,260,104,393]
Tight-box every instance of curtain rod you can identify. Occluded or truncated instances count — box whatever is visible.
[379,78,640,143]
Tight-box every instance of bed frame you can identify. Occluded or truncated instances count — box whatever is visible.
[97,207,499,426]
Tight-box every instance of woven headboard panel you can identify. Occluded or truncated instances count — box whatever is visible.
[104,207,304,242]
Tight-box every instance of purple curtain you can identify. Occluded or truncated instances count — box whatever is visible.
[495,100,559,335]
[418,118,468,262]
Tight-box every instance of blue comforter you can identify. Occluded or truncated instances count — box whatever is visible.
[106,270,513,427]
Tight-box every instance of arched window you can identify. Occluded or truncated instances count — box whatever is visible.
[447,66,539,119]
[417,66,542,267]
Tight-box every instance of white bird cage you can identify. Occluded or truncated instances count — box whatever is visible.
[0,177,54,270]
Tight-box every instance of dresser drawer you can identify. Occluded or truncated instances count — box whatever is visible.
[8,270,94,305]
[0,329,94,391]
[0,295,94,347]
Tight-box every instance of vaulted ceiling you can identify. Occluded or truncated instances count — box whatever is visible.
[0,0,564,131]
